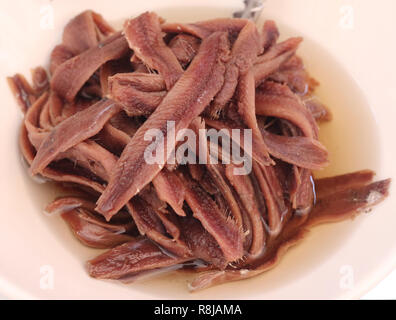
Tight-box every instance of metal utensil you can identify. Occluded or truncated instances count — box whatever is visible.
[233,0,265,21]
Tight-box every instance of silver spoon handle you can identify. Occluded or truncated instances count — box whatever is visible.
[233,0,265,21]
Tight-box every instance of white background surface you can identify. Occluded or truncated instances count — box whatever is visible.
[363,270,396,299]
[0,0,394,300]
[0,272,394,299]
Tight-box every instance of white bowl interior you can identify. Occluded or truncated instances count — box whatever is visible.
[0,0,394,299]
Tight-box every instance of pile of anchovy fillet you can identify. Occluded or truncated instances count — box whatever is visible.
[8,11,390,291]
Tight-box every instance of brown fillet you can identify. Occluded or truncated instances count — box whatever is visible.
[61,208,134,249]
[162,18,248,41]
[314,170,375,199]
[260,20,279,52]
[38,99,53,130]
[7,74,38,113]
[36,111,188,256]
[181,217,228,270]
[62,10,114,55]
[304,96,333,122]
[204,118,273,173]
[29,98,121,175]
[124,12,183,89]
[108,111,143,137]
[98,114,187,217]
[260,129,329,170]
[50,45,74,75]
[152,168,186,217]
[254,37,302,87]
[47,91,65,126]
[138,194,191,257]
[45,196,97,213]
[189,215,308,292]
[188,163,205,181]
[206,164,244,231]
[96,32,230,219]
[181,174,244,262]
[24,92,49,142]
[56,140,118,182]
[38,118,188,255]
[87,237,191,279]
[269,55,313,95]
[108,72,166,92]
[308,178,391,226]
[99,57,134,96]
[237,70,272,166]
[225,165,266,258]
[188,117,245,230]
[51,32,129,101]
[169,34,201,68]
[57,98,96,123]
[139,184,167,213]
[126,198,191,258]
[96,123,131,156]
[294,168,315,215]
[279,120,316,213]
[207,20,262,118]
[155,209,182,239]
[20,124,106,194]
[252,162,287,236]
[256,82,318,139]
[46,197,135,249]
[189,178,390,291]
[109,82,165,116]
[31,67,49,95]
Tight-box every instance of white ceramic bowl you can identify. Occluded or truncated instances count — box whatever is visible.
[0,0,395,299]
